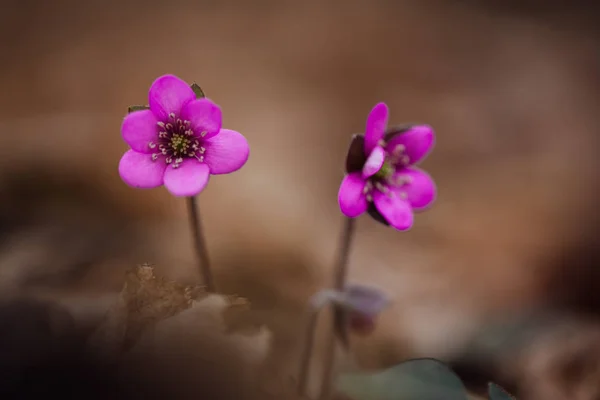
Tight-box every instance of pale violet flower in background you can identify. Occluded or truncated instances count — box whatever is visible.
[311,283,391,337]
[337,283,391,336]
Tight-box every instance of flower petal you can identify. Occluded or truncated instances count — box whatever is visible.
[148,74,196,121]
[386,124,435,165]
[345,134,367,173]
[362,145,386,179]
[364,102,389,155]
[202,129,249,175]
[180,98,222,140]
[118,150,166,189]
[338,172,369,218]
[392,167,437,211]
[163,160,210,197]
[340,284,390,317]
[372,190,414,231]
[121,110,159,153]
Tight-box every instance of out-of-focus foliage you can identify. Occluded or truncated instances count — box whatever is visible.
[336,358,469,400]
[489,383,514,400]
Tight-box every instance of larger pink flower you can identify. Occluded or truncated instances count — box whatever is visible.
[118,74,250,197]
[338,102,436,231]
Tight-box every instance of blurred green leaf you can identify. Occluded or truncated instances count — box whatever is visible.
[191,83,205,98]
[336,358,469,400]
[488,383,515,400]
[128,105,149,113]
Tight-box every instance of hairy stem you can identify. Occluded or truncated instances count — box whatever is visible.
[297,292,332,397]
[186,196,215,292]
[318,217,357,400]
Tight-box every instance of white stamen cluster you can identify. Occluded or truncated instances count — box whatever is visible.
[391,143,410,165]
[149,113,207,169]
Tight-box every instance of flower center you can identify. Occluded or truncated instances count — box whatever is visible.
[361,143,414,202]
[363,159,412,202]
[149,113,207,169]
[373,160,394,180]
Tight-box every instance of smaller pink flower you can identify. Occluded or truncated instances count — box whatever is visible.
[338,102,436,231]
[118,74,250,197]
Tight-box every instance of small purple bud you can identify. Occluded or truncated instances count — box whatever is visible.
[339,283,391,319]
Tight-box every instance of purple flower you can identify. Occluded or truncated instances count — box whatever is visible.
[312,284,390,339]
[311,284,391,340]
[339,284,390,336]
[338,102,436,231]
[118,74,250,197]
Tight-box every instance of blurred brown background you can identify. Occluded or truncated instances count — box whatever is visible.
[0,0,599,399]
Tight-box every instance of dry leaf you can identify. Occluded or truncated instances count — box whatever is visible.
[121,293,276,399]
[515,321,600,400]
[85,266,306,399]
[87,264,205,357]
[222,295,265,335]
[455,312,600,400]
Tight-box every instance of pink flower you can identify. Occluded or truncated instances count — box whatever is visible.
[118,74,250,197]
[338,102,436,231]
